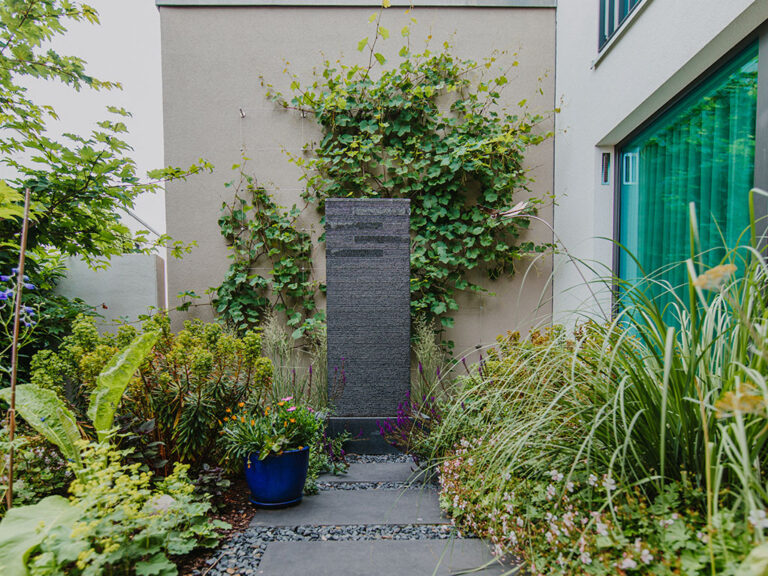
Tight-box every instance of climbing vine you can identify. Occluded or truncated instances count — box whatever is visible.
[216,7,551,334]
[214,164,323,337]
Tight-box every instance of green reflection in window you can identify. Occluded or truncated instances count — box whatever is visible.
[619,42,758,309]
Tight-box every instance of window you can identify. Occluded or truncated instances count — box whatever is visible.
[617,42,759,308]
[599,0,643,50]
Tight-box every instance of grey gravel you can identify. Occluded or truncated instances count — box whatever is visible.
[345,453,412,464]
[316,480,416,491]
[196,524,462,576]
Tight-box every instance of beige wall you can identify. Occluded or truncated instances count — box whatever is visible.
[160,5,555,356]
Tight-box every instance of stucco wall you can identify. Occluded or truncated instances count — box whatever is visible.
[159,4,555,355]
[553,0,768,325]
[56,255,166,328]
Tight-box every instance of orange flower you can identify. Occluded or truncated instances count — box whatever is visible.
[238,402,245,408]
[225,408,231,413]
[290,418,296,423]
[241,416,245,423]
[284,422,287,427]
[277,401,285,407]
[299,446,303,450]
[224,416,229,421]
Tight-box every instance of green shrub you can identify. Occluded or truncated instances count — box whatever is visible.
[28,314,274,471]
[23,442,226,576]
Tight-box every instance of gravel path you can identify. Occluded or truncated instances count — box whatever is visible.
[191,455,460,576]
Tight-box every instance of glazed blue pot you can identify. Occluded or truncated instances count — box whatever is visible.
[244,446,310,508]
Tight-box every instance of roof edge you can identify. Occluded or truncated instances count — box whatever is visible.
[156,0,556,8]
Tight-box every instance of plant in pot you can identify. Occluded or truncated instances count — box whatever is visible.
[221,397,321,507]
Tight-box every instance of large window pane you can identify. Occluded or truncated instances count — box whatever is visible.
[618,43,758,308]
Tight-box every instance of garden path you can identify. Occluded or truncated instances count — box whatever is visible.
[197,457,508,576]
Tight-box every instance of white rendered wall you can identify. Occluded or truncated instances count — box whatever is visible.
[22,0,165,235]
[553,0,768,325]
[56,255,166,328]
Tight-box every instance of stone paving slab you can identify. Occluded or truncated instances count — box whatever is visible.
[318,462,419,484]
[255,540,508,575]
[250,489,447,527]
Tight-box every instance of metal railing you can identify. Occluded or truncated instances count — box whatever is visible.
[599,0,642,50]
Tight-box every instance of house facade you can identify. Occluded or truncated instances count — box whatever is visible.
[554,0,768,323]
[156,0,768,345]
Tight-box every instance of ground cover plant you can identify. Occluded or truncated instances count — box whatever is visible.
[401,202,768,574]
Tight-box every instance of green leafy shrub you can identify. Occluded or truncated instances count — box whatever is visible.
[127,314,273,469]
[21,442,226,576]
[28,314,274,470]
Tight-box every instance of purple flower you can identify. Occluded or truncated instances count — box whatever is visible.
[418,362,423,374]
[23,283,35,290]
[0,275,10,282]
[280,396,294,402]
[287,406,296,412]
[0,292,7,301]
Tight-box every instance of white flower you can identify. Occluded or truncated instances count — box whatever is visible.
[659,517,675,528]
[588,474,598,486]
[545,531,554,543]
[516,517,524,527]
[602,475,617,491]
[565,481,574,493]
[549,469,564,482]
[546,484,556,500]
[640,549,653,564]
[595,521,608,536]
[502,471,511,481]
[620,557,638,570]
[697,531,709,543]
[749,509,768,529]
[580,552,592,565]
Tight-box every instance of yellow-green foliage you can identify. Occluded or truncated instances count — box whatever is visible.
[26,442,225,576]
[28,314,274,470]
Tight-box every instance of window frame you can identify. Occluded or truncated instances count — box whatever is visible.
[598,0,644,52]
[610,27,768,311]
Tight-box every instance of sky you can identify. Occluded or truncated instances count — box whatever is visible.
[24,0,165,235]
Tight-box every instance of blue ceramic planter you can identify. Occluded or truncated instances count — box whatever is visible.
[244,446,310,508]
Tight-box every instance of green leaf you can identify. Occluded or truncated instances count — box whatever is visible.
[374,53,386,66]
[0,496,79,576]
[87,330,160,442]
[379,26,389,40]
[0,386,82,467]
[740,542,768,576]
[357,37,368,52]
[135,553,177,576]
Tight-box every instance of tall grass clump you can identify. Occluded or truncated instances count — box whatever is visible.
[432,198,768,574]
[261,313,328,409]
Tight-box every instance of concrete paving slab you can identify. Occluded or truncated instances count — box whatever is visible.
[255,540,508,576]
[319,462,420,484]
[250,489,447,527]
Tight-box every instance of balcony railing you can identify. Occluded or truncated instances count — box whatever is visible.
[599,0,642,50]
